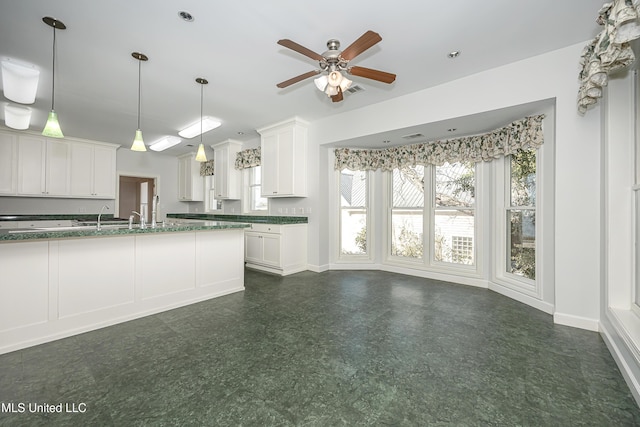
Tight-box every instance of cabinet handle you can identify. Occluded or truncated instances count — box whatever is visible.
[272,191,277,194]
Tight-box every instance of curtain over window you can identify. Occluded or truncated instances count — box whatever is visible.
[199,159,214,177]
[235,147,261,170]
[334,115,544,171]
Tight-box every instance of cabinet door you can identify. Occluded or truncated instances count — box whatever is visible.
[245,232,263,264]
[275,128,294,195]
[0,132,17,195]
[69,143,93,196]
[17,135,46,195]
[214,145,229,199]
[262,233,281,267]
[92,145,116,197]
[178,157,188,200]
[45,139,70,196]
[261,133,279,196]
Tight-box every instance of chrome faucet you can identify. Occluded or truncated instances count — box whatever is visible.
[97,205,109,231]
[151,194,159,228]
[132,211,146,229]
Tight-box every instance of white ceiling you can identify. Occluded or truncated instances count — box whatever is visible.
[0,0,604,155]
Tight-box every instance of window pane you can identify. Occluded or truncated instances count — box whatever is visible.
[252,166,261,185]
[435,162,475,207]
[510,149,536,207]
[391,210,423,258]
[391,166,424,259]
[508,209,535,280]
[340,169,367,255]
[434,209,474,264]
[251,187,268,211]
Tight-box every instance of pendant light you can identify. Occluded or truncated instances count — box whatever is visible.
[42,17,66,138]
[195,77,208,162]
[131,52,148,151]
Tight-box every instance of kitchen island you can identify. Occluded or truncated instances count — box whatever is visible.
[0,221,249,354]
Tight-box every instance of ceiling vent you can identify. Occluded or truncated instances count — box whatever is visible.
[345,85,364,94]
[401,132,424,139]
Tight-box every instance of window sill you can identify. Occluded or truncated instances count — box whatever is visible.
[609,308,640,366]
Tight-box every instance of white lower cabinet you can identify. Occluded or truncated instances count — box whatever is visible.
[244,223,307,275]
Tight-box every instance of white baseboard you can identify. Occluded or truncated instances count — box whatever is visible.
[553,312,599,331]
[488,282,554,314]
[600,321,640,407]
[306,263,329,273]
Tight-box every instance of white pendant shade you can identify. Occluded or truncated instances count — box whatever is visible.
[195,143,207,162]
[130,129,146,151]
[42,110,64,138]
[1,60,40,104]
[4,104,32,130]
[314,75,328,91]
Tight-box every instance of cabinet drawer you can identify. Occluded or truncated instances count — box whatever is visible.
[246,223,281,234]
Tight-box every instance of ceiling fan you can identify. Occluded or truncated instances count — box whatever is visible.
[276,30,396,102]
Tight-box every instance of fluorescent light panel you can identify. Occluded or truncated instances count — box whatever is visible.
[149,136,182,152]
[1,60,40,104]
[4,104,31,130]
[178,116,221,138]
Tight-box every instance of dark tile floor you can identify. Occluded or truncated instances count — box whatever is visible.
[1,269,639,426]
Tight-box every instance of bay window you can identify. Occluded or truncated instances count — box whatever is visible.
[390,165,424,260]
[339,169,369,257]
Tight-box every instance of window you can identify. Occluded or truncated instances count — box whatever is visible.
[339,169,368,256]
[433,161,475,265]
[390,165,424,260]
[507,149,536,280]
[247,166,267,212]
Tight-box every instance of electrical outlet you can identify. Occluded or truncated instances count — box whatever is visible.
[298,208,304,214]
[306,207,312,214]
[278,208,283,214]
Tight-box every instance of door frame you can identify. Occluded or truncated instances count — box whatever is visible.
[116,171,160,220]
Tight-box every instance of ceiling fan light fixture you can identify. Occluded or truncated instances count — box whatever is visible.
[1,60,40,104]
[314,75,328,91]
[327,70,343,87]
[4,104,32,130]
[324,85,339,96]
[339,76,352,91]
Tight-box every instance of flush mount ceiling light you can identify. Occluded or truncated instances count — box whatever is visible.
[42,16,66,138]
[130,52,148,152]
[178,11,194,22]
[448,50,461,58]
[178,116,221,139]
[149,135,181,152]
[277,31,396,103]
[4,104,32,130]
[1,60,40,104]
[194,77,208,162]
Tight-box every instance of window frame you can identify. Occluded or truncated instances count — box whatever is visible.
[243,165,268,214]
[204,175,221,212]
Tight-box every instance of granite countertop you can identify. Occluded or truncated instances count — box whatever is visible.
[0,214,119,222]
[167,213,308,224]
[0,221,250,242]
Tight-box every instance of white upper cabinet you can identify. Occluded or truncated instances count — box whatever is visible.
[0,132,18,195]
[178,153,204,201]
[17,135,70,197]
[257,117,308,198]
[69,142,117,198]
[0,129,118,199]
[211,139,242,200]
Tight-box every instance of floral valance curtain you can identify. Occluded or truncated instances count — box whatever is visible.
[200,159,215,176]
[334,114,545,171]
[235,147,261,170]
[578,0,640,113]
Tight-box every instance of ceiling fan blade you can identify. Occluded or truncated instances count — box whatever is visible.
[276,70,321,88]
[277,39,325,61]
[331,87,344,102]
[340,30,382,61]
[348,66,396,84]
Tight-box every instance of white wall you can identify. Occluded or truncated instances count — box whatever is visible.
[308,41,602,328]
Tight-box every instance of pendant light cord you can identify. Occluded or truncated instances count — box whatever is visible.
[200,83,203,144]
[137,59,142,130]
[51,25,56,111]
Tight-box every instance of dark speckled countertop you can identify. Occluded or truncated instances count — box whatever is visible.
[167,213,308,224]
[0,220,250,242]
